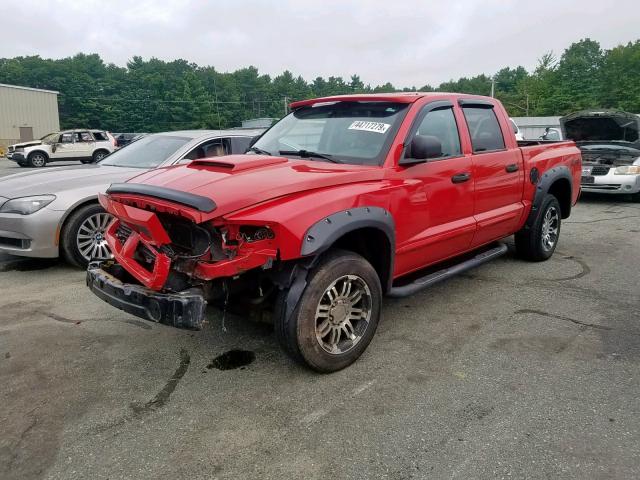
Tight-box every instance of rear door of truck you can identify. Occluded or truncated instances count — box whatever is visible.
[458,100,525,246]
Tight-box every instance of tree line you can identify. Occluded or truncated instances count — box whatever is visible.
[0,38,638,132]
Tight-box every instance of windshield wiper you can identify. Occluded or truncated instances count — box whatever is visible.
[247,146,272,156]
[279,150,341,163]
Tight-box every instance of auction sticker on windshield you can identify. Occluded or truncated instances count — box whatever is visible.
[348,121,391,134]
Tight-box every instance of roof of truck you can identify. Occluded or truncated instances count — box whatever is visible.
[289,92,493,109]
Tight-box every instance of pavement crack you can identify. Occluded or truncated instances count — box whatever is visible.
[514,309,614,331]
[130,348,190,415]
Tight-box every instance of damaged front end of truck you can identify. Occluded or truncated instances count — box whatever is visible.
[86,183,280,329]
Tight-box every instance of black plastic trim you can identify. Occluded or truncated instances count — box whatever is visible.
[107,183,217,213]
[301,206,395,292]
[458,98,495,108]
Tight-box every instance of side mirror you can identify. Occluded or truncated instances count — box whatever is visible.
[399,135,443,166]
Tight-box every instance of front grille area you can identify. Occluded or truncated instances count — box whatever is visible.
[591,165,610,176]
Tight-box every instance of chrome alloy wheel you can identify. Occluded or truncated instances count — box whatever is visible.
[541,206,559,252]
[76,212,113,261]
[315,274,372,354]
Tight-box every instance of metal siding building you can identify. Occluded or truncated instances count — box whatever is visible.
[511,116,561,140]
[0,83,60,151]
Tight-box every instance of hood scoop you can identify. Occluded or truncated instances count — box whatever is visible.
[190,155,288,172]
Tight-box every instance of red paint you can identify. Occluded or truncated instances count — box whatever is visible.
[98,93,582,291]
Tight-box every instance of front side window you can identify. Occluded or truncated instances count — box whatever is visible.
[413,108,461,158]
[462,106,505,153]
[100,134,191,168]
[59,133,73,143]
[75,132,93,142]
[251,101,409,165]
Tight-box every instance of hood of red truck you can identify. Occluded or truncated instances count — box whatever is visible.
[122,154,384,219]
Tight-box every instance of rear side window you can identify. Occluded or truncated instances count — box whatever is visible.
[93,131,108,141]
[462,106,505,152]
[414,107,461,158]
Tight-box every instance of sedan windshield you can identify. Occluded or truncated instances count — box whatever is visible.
[251,101,409,165]
[100,134,191,168]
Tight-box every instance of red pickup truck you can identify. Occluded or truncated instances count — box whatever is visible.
[87,93,581,372]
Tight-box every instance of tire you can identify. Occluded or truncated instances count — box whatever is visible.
[515,194,561,262]
[61,204,113,268]
[92,150,108,162]
[27,151,47,168]
[80,159,93,164]
[275,249,382,372]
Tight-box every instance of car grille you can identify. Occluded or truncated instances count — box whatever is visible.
[591,165,610,176]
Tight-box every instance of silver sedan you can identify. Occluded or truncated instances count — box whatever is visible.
[0,129,263,267]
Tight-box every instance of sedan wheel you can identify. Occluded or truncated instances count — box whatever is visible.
[76,212,113,262]
[61,204,114,268]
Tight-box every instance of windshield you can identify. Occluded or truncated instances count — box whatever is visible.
[41,132,59,143]
[100,134,191,168]
[251,101,409,165]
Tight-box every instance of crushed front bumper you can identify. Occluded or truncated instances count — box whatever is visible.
[87,261,207,329]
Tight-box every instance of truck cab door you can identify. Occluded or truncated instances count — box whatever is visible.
[393,102,476,276]
[459,101,524,247]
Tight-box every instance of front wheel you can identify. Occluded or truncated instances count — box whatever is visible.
[27,152,47,168]
[275,250,382,372]
[61,204,113,268]
[515,193,561,261]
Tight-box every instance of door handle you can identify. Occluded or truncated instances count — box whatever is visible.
[505,163,519,173]
[451,172,471,184]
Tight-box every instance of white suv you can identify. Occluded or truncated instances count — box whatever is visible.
[7,129,116,168]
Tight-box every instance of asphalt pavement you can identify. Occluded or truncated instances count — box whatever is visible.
[1,157,639,479]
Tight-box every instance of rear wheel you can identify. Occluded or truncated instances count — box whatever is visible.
[92,150,108,162]
[275,249,382,372]
[61,204,113,268]
[515,193,561,261]
[27,151,47,168]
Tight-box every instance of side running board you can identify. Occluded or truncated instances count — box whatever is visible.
[387,243,508,298]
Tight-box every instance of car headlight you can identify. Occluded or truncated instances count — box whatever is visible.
[0,195,56,215]
[614,165,640,175]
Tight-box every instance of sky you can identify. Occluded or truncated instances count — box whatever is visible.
[2,0,639,88]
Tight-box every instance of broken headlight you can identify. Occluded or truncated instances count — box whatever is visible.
[238,226,275,243]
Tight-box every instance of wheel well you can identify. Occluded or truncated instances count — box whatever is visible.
[28,150,49,159]
[548,178,572,218]
[93,148,109,157]
[331,227,392,292]
[59,199,101,242]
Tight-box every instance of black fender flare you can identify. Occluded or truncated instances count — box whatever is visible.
[300,206,395,257]
[301,206,395,291]
[525,165,572,229]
